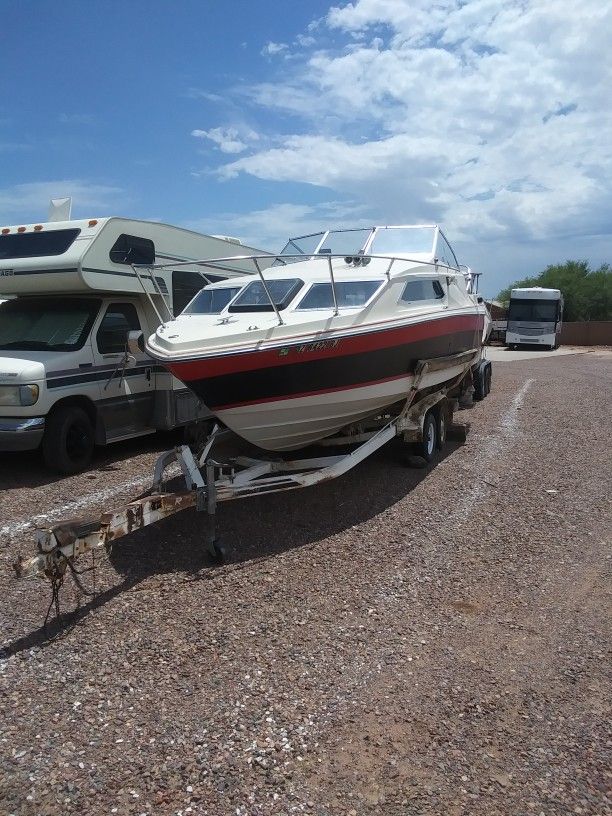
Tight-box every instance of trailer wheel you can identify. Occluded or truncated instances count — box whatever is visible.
[473,368,485,401]
[484,364,492,396]
[42,405,95,474]
[436,405,448,450]
[209,538,226,564]
[417,410,437,463]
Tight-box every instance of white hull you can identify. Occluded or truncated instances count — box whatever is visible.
[216,360,469,450]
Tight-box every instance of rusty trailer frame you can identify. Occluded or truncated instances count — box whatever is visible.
[14,350,482,581]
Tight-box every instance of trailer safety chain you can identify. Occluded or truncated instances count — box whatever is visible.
[43,550,99,628]
[65,554,98,598]
[44,574,64,629]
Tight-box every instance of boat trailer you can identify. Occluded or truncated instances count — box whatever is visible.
[13,351,490,588]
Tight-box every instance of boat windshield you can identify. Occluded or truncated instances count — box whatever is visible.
[277,233,323,260]
[183,286,241,315]
[0,297,100,351]
[276,228,373,263]
[369,226,436,256]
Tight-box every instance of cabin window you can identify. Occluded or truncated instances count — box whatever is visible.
[0,229,80,259]
[172,270,216,315]
[296,280,383,310]
[96,303,141,354]
[229,279,303,312]
[109,234,155,266]
[400,279,445,303]
[183,286,242,315]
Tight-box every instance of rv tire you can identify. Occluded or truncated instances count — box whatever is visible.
[42,405,95,475]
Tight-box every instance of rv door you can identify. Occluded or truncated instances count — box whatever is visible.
[92,300,155,440]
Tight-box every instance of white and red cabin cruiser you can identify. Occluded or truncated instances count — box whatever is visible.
[146,225,486,451]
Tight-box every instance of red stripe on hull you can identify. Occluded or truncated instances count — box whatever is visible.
[168,313,483,382]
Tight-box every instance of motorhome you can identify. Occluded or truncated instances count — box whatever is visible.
[0,215,271,473]
[505,287,563,350]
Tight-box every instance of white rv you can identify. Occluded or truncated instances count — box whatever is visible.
[0,216,270,473]
[505,287,564,350]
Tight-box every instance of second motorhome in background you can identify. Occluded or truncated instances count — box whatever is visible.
[0,207,270,472]
[505,287,563,350]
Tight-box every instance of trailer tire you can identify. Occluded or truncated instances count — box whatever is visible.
[436,404,448,450]
[417,410,437,463]
[484,364,492,396]
[473,368,485,401]
[42,405,95,474]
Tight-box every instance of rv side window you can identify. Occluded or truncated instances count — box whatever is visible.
[109,234,155,266]
[400,279,445,303]
[172,270,211,315]
[0,229,80,259]
[97,303,141,354]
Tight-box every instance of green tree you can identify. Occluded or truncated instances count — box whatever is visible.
[497,261,611,321]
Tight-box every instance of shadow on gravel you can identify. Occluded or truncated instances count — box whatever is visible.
[3,438,461,655]
[0,430,182,490]
[0,577,140,659]
[108,437,461,574]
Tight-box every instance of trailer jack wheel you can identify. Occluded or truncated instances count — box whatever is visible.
[208,538,226,564]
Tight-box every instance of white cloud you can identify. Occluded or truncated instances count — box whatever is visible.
[295,34,316,47]
[191,126,259,154]
[208,0,612,257]
[261,41,289,57]
[0,180,128,225]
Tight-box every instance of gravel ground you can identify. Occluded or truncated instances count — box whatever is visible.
[1,350,610,816]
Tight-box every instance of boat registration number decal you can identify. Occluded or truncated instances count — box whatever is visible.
[278,339,341,357]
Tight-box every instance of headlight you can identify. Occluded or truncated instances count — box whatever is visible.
[0,384,40,406]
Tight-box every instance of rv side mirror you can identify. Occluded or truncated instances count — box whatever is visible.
[128,330,144,355]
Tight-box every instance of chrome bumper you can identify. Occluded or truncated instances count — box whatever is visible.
[0,417,45,451]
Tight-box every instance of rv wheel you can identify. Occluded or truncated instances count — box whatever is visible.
[42,405,95,474]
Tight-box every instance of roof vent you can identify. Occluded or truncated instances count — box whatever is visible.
[48,197,72,222]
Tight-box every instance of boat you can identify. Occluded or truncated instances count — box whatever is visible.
[145,225,486,451]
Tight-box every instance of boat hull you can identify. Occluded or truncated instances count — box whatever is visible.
[163,312,483,451]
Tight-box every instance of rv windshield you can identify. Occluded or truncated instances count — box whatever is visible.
[508,300,558,322]
[0,297,100,351]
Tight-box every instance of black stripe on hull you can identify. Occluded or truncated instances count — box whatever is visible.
[184,328,480,409]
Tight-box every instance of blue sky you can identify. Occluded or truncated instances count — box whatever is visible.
[1,0,610,297]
